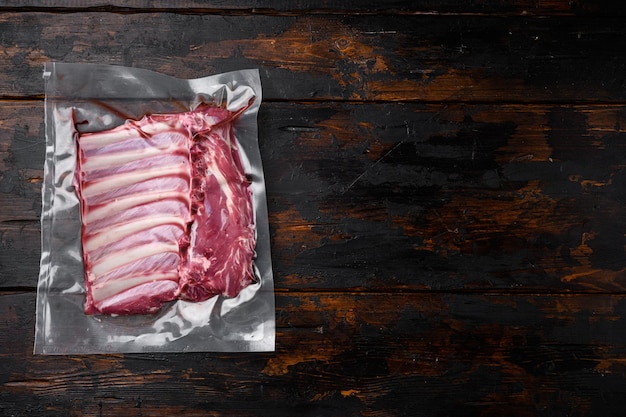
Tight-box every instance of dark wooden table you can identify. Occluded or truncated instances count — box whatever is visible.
[3,1,626,415]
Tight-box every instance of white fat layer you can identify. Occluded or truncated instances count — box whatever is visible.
[79,121,174,148]
[84,191,190,223]
[90,272,179,302]
[90,241,179,279]
[82,165,188,199]
[85,215,185,252]
[81,143,186,171]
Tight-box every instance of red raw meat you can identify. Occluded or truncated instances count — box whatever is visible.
[75,104,256,315]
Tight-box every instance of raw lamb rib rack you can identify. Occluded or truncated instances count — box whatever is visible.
[75,103,256,315]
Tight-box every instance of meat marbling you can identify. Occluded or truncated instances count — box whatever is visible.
[76,104,256,315]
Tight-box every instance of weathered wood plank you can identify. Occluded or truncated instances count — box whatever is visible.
[3,101,626,292]
[2,292,626,416]
[268,103,626,293]
[0,222,40,288]
[1,4,622,417]
[0,102,43,223]
[0,0,623,16]
[0,13,625,102]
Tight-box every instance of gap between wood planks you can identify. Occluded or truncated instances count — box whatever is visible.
[0,6,616,18]
[6,97,626,107]
[1,3,626,18]
[5,287,626,296]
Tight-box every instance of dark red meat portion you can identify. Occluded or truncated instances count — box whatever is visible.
[179,123,255,301]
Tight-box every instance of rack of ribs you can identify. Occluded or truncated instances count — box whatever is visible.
[75,104,256,315]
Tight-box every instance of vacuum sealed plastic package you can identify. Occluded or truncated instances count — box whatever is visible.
[34,63,275,354]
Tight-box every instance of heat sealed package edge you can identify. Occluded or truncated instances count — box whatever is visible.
[35,62,275,354]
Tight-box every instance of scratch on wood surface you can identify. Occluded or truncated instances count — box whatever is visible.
[510,153,534,162]
[342,140,404,194]
[362,31,397,35]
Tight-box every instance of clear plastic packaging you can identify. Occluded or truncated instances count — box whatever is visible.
[34,63,275,354]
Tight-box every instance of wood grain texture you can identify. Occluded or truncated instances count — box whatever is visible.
[1,13,626,102]
[1,0,625,16]
[3,102,626,294]
[0,102,43,223]
[2,292,626,416]
[1,4,626,417]
[263,102,626,293]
